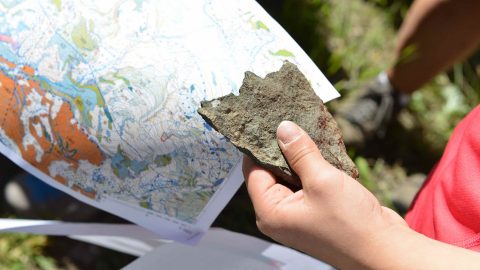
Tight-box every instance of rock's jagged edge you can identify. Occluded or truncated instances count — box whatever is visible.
[198,61,358,185]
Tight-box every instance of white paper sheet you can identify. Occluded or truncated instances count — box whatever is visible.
[0,219,335,269]
[124,228,336,270]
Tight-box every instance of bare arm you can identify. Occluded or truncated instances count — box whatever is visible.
[389,0,480,93]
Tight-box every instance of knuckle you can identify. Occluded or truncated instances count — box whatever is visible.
[287,144,316,169]
[310,165,345,193]
[321,166,343,183]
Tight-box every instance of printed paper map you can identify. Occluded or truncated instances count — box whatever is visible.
[0,0,339,243]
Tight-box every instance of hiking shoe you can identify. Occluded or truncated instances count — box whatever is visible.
[335,73,410,147]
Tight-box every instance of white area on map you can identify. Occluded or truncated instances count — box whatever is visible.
[0,0,339,243]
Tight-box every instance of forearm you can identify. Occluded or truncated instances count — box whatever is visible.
[332,217,480,270]
[244,122,480,270]
[389,0,480,93]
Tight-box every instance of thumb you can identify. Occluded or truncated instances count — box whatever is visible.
[277,121,337,190]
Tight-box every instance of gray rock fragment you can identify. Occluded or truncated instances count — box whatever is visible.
[198,61,358,185]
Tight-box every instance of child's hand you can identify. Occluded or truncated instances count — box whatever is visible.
[243,121,407,269]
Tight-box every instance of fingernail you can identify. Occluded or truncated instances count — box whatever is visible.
[277,121,302,145]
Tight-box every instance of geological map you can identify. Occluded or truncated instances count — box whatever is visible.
[0,0,339,243]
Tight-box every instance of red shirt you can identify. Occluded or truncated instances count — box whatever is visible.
[406,105,480,251]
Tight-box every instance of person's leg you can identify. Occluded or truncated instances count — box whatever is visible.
[389,0,480,93]
[337,0,480,146]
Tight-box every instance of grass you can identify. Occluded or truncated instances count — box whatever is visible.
[2,0,479,268]
[0,234,56,270]
[308,0,478,207]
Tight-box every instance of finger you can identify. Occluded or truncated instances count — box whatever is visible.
[242,155,259,186]
[276,121,335,189]
[243,156,293,217]
[243,156,277,203]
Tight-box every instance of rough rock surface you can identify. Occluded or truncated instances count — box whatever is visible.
[198,61,358,184]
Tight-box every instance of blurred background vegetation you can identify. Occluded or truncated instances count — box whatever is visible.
[1,0,479,268]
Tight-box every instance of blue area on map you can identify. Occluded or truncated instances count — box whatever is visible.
[0,43,20,64]
[0,0,24,8]
[134,0,144,10]
[211,72,216,86]
[117,116,134,136]
[16,22,28,31]
[111,152,130,179]
[210,147,226,152]
[0,29,114,130]
[92,168,107,184]
[131,159,149,174]
[0,0,251,224]
[0,132,16,151]
[111,146,149,180]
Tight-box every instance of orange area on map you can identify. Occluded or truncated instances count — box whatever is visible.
[72,184,96,199]
[0,56,104,198]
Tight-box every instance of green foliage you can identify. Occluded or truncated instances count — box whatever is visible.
[365,0,412,27]
[0,233,60,270]
[355,157,399,208]
[316,0,478,210]
[408,71,476,152]
[258,0,337,79]
[323,0,396,90]
[355,156,375,191]
[2,0,480,268]
[34,256,57,270]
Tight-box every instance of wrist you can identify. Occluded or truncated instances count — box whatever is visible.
[360,222,416,270]
[301,207,409,270]
[336,208,413,270]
